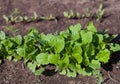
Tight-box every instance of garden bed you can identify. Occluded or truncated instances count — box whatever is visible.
[0,0,120,84]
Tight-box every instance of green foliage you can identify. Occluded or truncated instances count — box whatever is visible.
[63,10,75,19]
[96,3,104,21]
[3,12,56,24]
[0,22,120,84]
[40,14,55,21]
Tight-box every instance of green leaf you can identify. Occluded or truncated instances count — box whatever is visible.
[0,31,6,40]
[53,36,65,53]
[28,28,39,36]
[66,69,76,77]
[36,53,49,65]
[45,35,65,53]
[11,35,22,45]
[34,68,45,75]
[97,34,104,44]
[72,53,82,64]
[80,30,93,44]
[48,54,60,64]
[16,48,25,57]
[1,39,13,49]
[83,52,90,66]
[6,56,12,61]
[27,62,36,72]
[96,49,110,63]
[72,42,82,53]
[60,69,66,75]
[68,23,81,40]
[87,22,97,32]
[109,43,120,52]
[89,60,100,69]
[58,55,69,69]
[76,65,91,76]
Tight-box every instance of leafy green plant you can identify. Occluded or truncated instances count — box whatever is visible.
[96,3,104,21]
[0,22,120,84]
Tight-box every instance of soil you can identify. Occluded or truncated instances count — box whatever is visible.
[0,0,120,84]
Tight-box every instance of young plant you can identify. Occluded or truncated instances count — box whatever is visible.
[3,15,9,24]
[63,10,75,19]
[40,14,55,21]
[76,12,81,19]
[86,8,91,18]
[96,3,104,21]
[31,12,39,21]
[3,8,20,24]
[22,16,31,22]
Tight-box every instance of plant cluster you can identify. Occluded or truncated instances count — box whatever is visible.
[0,22,120,84]
[3,12,56,24]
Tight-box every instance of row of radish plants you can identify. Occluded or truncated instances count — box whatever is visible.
[0,22,120,84]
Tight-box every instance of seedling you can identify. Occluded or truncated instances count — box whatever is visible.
[86,8,91,18]
[22,16,31,22]
[3,8,20,24]
[11,8,20,16]
[63,10,75,19]
[96,3,104,21]
[3,15,9,24]
[76,12,81,19]
[40,14,55,21]
[31,12,39,21]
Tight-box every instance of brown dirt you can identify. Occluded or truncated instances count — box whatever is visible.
[0,0,120,84]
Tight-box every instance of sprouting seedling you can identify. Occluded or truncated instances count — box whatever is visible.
[40,14,55,21]
[63,10,75,19]
[63,11,69,18]
[69,10,75,18]
[76,12,81,19]
[23,16,31,22]
[3,8,20,24]
[49,14,56,20]
[3,15,9,24]
[31,12,39,21]
[96,3,104,21]
[15,16,24,22]
[86,8,91,18]
[11,8,20,16]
